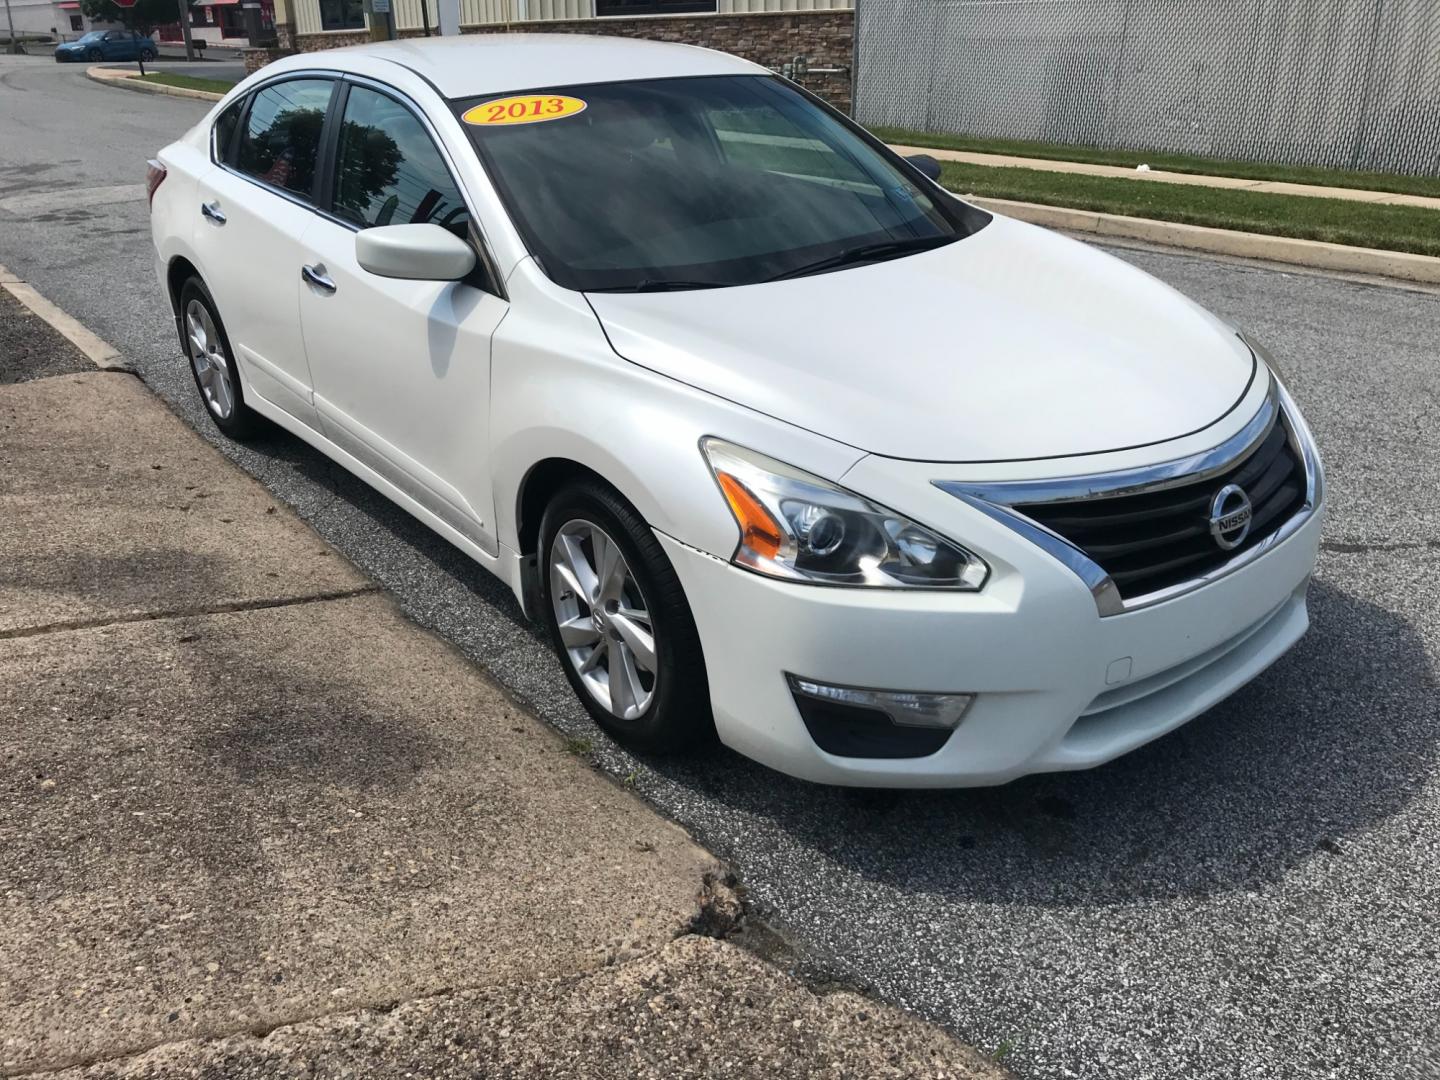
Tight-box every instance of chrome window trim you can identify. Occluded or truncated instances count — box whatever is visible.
[209,68,508,300]
[208,68,346,170]
[935,374,1321,618]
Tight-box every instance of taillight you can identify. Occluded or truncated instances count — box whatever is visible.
[145,159,167,209]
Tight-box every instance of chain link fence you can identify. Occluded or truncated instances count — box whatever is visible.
[853,0,1440,176]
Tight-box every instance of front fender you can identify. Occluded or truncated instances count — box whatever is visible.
[488,261,865,560]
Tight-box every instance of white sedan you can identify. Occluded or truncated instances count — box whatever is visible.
[147,35,1324,787]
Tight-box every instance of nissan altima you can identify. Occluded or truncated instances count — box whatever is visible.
[147,35,1324,787]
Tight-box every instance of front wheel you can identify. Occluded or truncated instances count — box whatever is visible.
[539,481,714,754]
[85,47,101,60]
[140,48,156,61]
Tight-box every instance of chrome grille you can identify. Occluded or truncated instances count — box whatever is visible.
[1015,420,1306,601]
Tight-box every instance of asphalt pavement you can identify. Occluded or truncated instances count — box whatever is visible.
[2,55,1437,1080]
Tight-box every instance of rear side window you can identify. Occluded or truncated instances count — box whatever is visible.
[331,85,471,236]
[235,79,334,200]
[213,99,243,164]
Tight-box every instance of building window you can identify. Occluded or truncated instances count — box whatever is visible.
[69,13,83,29]
[595,0,718,15]
[319,0,364,31]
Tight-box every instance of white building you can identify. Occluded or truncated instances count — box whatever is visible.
[3,0,121,41]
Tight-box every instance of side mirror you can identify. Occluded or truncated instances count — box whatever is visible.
[906,153,943,182]
[355,223,476,281]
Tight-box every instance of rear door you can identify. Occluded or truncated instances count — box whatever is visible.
[192,76,336,427]
[297,79,506,555]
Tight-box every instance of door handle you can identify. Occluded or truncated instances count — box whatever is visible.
[301,263,336,293]
[200,200,226,225]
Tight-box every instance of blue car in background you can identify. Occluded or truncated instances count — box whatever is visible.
[54,30,157,63]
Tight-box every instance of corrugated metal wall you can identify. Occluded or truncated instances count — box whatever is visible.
[720,0,852,12]
[455,0,512,24]
[421,0,852,28]
[293,0,329,36]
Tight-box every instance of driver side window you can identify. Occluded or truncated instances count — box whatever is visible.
[331,85,471,238]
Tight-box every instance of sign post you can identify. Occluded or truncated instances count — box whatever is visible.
[174,0,196,60]
[436,0,457,36]
[3,0,19,56]
[370,0,394,39]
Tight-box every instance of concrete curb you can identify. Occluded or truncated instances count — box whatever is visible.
[892,143,1440,212]
[85,64,225,102]
[0,261,124,369]
[966,196,1440,285]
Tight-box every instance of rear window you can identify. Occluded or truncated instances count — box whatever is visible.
[235,78,334,200]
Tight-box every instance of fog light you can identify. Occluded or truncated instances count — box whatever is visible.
[785,675,973,730]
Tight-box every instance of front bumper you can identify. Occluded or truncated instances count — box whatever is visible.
[659,476,1323,789]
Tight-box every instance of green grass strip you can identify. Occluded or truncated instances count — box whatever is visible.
[874,125,1440,201]
[138,72,235,95]
[939,161,1440,258]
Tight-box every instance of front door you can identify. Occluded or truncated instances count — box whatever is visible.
[298,82,506,555]
[193,77,336,427]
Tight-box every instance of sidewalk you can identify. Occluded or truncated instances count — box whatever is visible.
[888,143,1440,212]
[0,291,1005,1077]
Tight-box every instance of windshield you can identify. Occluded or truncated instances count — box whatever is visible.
[456,76,986,292]
[77,31,105,41]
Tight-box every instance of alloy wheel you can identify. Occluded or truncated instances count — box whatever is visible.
[184,298,235,420]
[548,519,658,721]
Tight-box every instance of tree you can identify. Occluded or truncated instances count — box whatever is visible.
[79,0,185,35]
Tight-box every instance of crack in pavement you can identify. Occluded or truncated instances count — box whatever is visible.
[4,880,747,1079]
[0,585,383,642]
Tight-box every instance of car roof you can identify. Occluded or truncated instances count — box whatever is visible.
[318,34,768,99]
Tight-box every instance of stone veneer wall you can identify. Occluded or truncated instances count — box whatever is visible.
[243,45,291,73]
[465,11,854,112]
[263,10,853,111]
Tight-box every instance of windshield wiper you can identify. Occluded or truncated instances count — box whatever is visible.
[587,279,727,294]
[763,236,953,283]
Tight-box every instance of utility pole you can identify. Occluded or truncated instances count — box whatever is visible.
[4,0,19,56]
[176,0,195,60]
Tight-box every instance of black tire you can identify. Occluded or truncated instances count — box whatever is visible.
[538,480,714,754]
[177,276,262,440]
[140,48,156,61]
[86,47,101,60]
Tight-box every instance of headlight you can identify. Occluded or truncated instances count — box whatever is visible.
[700,438,988,590]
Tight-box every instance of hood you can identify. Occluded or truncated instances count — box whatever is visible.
[586,214,1256,463]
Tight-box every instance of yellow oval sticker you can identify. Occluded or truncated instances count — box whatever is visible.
[463,95,587,127]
